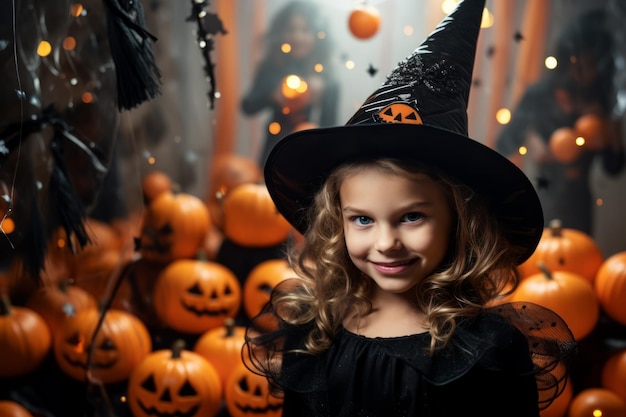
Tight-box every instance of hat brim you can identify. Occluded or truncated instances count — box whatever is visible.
[264,123,543,264]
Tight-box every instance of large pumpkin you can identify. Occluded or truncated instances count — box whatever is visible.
[25,279,96,338]
[222,183,291,247]
[140,192,211,263]
[601,349,626,403]
[518,219,604,283]
[0,295,51,378]
[194,317,247,389]
[243,259,294,320]
[128,339,223,417]
[153,258,241,334]
[568,388,626,417]
[224,362,283,417]
[53,307,151,384]
[511,263,599,341]
[594,251,626,326]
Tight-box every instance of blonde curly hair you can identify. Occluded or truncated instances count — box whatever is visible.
[272,158,523,355]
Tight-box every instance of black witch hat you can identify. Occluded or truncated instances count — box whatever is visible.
[264,0,543,264]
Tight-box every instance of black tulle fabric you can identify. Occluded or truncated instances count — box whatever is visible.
[245,282,577,417]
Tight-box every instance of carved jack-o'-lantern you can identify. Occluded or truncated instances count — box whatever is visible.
[153,259,242,334]
[377,103,423,125]
[224,362,283,417]
[128,340,223,417]
[243,259,294,320]
[53,307,152,384]
[140,192,211,263]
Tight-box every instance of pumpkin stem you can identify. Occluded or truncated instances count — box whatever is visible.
[171,339,186,359]
[0,294,11,316]
[549,219,562,237]
[537,261,553,279]
[225,317,235,337]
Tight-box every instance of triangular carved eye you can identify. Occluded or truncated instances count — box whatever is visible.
[179,380,197,397]
[238,376,249,393]
[377,103,423,125]
[187,283,202,295]
[141,374,157,393]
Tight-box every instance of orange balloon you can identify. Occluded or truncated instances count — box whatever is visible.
[549,127,581,163]
[348,6,381,40]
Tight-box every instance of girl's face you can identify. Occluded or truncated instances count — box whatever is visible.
[340,168,453,295]
[283,14,316,59]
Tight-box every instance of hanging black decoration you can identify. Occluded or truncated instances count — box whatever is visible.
[186,0,228,109]
[103,0,162,111]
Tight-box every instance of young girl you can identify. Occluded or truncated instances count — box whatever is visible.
[245,1,576,416]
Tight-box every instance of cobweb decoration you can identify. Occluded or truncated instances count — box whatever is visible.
[186,0,228,109]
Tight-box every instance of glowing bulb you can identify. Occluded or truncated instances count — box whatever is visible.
[403,25,414,36]
[317,31,326,40]
[442,0,460,14]
[37,41,52,57]
[63,36,76,51]
[496,108,511,125]
[575,136,586,146]
[592,410,602,417]
[314,63,324,73]
[281,43,292,54]
[269,122,282,135]
[545,56,558,70]
[481,8,494,28]
[596,198,603,207]
[518,146,528,156]
[70,3,84,17]
[345,60,355,70]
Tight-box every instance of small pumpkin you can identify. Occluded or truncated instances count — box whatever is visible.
[140,192,211,263]
[243,259,294,320]
[141,170,174,204]
[568,388,626,417]
[601,349,626,403]
[348,5,381,40]
[153,258,242,334]
[512,263,599,341]
[206,154,262,230]
[194,317,247,388]
[54,306,152,384]
[224,362,283,417]
[128,339,223,417]
[222,183,291,247]
[549,127,581,163]
[594,251,626,326]
[0,295,51,378]
[574,113,608,151]
[0,400,33,417]
[25,279,97,338]
[518,219,604,283]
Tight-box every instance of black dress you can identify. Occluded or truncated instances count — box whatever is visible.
[246,301,576,417]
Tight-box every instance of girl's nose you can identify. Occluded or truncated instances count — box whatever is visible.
[375,226,401,253]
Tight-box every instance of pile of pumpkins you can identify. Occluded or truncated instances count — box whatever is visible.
[2,153,626,417]
[0,154,294,417]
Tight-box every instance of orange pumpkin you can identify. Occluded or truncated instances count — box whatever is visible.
[224,362,283,417]
[594,251,626,326]
[348,5,381,40]
[153,259,242,333]
[518,219,604,283]
[140,192,211,263]
[0,401,33,417]
[549,127,581,163]
[206,154,262,230]
[243,259,294,320]
[194,317,247,388]
[25,279,97,338]
[222,183,291,247]
[54,307,152,384]
[574,113,608,151]
[141,170,174,204]
[0,295,51,378]
[540,376,573,417]
[568,388,626,417]
[511,263,599,341]
[128,339,223,417]
[601,349,626,403]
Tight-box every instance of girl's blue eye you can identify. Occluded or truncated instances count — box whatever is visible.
[353,216,373,226]
[403,212,422,223]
